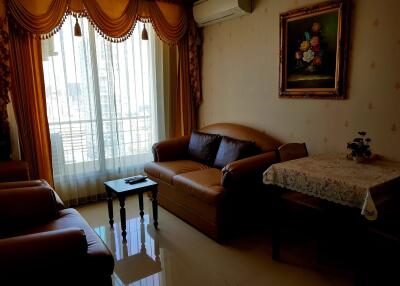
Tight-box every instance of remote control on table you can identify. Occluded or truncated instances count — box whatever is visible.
[124,175,147,184]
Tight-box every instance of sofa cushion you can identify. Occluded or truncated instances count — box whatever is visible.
[173,168,225,205]
[13,208,114,275]
[188,131,222,165]
[214,136,257,168]
[145,160,210,185]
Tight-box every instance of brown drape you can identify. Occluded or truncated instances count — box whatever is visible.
[83,0,139,41]
[142,1,187,45]
[0,1,11,159]
[188,12,202,108]
[172,10,201,137]
[8,26,53,185]
[174,31,196,137]
[7,0,68,35]
[6,0,189,44]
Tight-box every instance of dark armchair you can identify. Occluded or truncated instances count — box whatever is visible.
[0,180,114,284]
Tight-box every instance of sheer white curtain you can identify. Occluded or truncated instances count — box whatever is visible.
[42,17,164,205]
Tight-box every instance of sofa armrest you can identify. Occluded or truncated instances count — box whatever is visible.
[0,185,58,229]
[152,136,190,162]
[221,151,278,189]
[0,228,88,271]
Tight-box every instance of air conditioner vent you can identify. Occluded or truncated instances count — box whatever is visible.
[193,0,252,27]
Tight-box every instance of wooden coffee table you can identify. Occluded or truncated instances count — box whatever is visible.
[104,177,159,241]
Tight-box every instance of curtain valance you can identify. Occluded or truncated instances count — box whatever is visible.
[4,0,188,44]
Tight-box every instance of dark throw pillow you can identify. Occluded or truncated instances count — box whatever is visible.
[213,136,257,168]
[188,131,222,165]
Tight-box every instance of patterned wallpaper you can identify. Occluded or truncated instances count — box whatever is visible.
[199,0,400,161]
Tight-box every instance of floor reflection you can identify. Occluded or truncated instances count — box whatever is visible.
[94,215,163,286]
[78,196,354,286]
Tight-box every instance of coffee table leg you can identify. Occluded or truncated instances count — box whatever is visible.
[151,188,159,229]
[138,192,144,220]
[119,195,127,242]
[106,188,114,229]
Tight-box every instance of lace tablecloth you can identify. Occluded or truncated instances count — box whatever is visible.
[263,153,400,220]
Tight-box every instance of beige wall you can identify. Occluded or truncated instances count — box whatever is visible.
[199,0,400,160]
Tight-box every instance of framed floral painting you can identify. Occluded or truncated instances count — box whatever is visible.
[279,0,350,99]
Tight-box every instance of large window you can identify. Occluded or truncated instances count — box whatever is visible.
[42,17,160,202]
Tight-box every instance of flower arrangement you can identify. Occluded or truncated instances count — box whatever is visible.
[347,132,372,161]
[294,22,324,73]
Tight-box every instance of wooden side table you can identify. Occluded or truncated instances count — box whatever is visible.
[104,177,159,241]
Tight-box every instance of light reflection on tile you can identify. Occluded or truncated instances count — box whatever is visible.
[94,216,163,286]
[78,195,353,286]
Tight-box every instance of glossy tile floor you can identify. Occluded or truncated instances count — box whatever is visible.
[77,195,354,286]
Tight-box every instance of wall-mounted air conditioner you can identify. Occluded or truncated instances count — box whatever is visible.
[193,0,252,27]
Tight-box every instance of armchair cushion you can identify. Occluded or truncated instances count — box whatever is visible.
[188,131,222,165]
[173,168,224,205]
[214,136,257,169]
[145,160,209,185]
[0,185,58,232]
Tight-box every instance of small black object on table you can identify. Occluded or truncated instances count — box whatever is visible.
[104,177,159,241]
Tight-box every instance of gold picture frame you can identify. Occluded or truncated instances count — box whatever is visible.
[279,0,350,99]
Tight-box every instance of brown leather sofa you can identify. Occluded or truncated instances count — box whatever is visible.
[0,180,114,284]
[145,123,281,241]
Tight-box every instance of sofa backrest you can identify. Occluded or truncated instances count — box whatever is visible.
[200,123,281,153]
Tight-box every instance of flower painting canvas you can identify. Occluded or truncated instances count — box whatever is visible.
[279,0,350,99]
[288,13,338,88]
